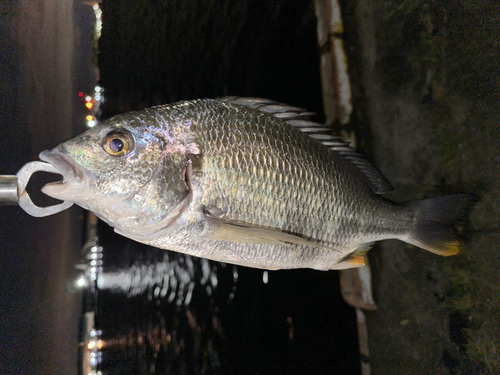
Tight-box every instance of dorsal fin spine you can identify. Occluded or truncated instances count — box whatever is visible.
[217,97,394,194]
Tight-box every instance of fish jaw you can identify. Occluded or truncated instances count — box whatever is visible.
[39,148,97,205]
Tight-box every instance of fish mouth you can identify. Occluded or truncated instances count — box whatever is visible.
[39,148,94,201]
[39,148,84,182]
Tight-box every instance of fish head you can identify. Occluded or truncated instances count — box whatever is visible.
[40,111,193,236]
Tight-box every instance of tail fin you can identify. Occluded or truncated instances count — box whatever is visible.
[404,194,475,256]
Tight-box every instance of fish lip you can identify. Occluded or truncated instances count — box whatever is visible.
[39,148,87,183]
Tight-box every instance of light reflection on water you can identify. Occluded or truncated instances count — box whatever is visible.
[92,237,236,375]
[97,253,218,306]
[78,222,360,374]
[97,307,223,374]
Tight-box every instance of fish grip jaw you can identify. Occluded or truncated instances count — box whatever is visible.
[15,161,73,217]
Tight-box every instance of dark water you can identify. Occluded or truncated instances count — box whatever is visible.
[93,222,359,375]
[86,1,360,374]
[98,0,324,118]
[95,223,227,374]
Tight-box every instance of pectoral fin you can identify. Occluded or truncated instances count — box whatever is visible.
[202,214,339,252]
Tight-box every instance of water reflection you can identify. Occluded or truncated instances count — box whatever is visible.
[86,228,235,375]
[74,217,360,374]
[97,253,218,307]
[97,307,223,374]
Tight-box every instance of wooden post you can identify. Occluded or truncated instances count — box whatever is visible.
[315,1,375,374]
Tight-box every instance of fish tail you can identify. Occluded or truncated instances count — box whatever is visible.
[403,194,476,256]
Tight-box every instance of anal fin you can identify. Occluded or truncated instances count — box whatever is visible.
[328,256,366,270]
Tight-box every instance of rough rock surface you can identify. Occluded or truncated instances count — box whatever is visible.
[341,1,500,373]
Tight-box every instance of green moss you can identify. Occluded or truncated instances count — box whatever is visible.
[367,1,500,372]
[376,1,449,96]
[433,120,461,168]
[442,236,500,373]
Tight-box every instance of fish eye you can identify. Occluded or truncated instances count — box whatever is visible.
[102,130,134,156]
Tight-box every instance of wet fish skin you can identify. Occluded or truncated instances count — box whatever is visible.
[40,98,471,270]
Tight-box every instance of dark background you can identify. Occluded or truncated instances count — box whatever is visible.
[0,1,360,373]
[95,1,359,374]
[0,1,94,373]
[98,1,324,118]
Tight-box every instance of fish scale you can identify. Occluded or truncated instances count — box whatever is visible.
[191,100,397,252]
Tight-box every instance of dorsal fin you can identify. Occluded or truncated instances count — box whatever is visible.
[217,97,393,194]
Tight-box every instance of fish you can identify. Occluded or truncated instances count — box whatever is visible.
[39,97,474,270]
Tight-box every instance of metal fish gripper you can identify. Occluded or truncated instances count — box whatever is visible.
[0,161,73,217]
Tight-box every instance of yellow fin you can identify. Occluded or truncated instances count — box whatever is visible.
[348,256,366,266]
[403,194,475,257]
[407,239,461,257]
[329,255,366,270]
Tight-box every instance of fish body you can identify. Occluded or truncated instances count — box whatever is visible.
[40,98,472,270]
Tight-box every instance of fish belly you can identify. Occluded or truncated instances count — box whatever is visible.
[141,233,345,270]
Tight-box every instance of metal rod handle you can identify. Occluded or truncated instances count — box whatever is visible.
[0,175,18,205]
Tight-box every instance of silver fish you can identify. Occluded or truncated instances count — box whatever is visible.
[40,97,473,270]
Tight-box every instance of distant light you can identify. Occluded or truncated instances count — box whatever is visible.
[87,120,97,128]
[93,4,99,11]
[90,330,96,337]
[263,271,268,284]
[76,276,87,288]
[85,96,92,102]
[94,92,101,101]
[94,86,102,92]
[91,246,97,253]
[232,267,238,282]
[86,115,94,121]
[78,92,84,97]
[86,102,94,110]
[88,341,96,350]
